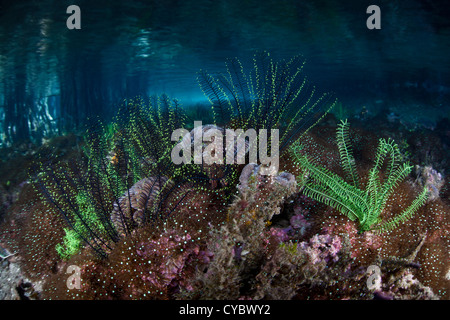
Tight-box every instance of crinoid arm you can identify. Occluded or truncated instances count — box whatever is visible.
[31,95,199,259]
[336,119,359,188]
[372,186,428,233]
[294,152,366,223]
[291,120,429,234]
[198,51,337,154]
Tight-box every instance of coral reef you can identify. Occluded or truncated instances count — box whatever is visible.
[293,122,449,299]
[0,54,447,301]
[0,127,447,300]
[253,233,352,300]
[180,162,441,300]
[182,163,298,299]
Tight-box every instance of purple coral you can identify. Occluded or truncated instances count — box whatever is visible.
[135,229,211,293]
[297,234,342,264]
[288,205,312,237]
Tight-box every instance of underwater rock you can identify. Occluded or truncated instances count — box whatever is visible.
[373,268,439,300]
[0,257,42,300]
[413,165,444,201]
[0,181,27,220]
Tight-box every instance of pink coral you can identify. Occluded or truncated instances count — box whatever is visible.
[289,206,312,236]
[298,234,342,264]
[134,229,211,293]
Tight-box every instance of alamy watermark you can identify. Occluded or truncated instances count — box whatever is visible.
[65,5,381,31]
[171,121,279,176]
[66,265,81,290]
[366,265,382,290]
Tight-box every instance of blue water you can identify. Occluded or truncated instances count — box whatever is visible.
[0,0,449,302]
[0,0,449,145]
